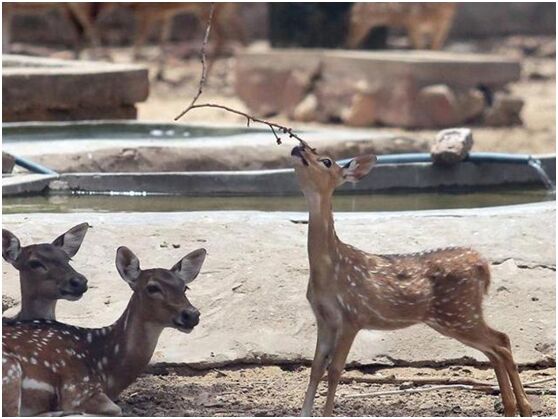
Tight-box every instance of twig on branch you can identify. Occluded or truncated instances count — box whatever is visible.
[329,375,495,387]
[338,375,556,399]
[342,384,555,399]
[329,374,555,389]
[174,3,215,120]
[180,103,312,148]
[173,3,309,149]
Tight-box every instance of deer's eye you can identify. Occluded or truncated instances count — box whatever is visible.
[146,284,162,295]
[320,159,332,168]
[28,260,46,270]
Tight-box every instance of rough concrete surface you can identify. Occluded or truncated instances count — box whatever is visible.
[2,203,555,369]
[2,55,149,122]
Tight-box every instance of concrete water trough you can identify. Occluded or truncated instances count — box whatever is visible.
[2,55,149,122]
[2,121,555,202]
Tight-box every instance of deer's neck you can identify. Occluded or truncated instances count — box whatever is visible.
[18,279,56,321]
[92,294,165,399]
[306,193,340,277]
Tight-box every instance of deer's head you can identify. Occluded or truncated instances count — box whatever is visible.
[2,223,90,302]
[115,246,206,333]
[291,145,377,197]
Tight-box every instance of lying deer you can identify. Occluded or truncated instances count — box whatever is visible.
[2,223,90,322]
[346,3,457,50]
[290,145,532,417]
[2,245,206,416]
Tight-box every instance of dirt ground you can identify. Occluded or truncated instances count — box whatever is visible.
[119,365,556,416]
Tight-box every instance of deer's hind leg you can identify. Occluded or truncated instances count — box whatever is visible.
[485,327,532,417]
[429,319,520,417]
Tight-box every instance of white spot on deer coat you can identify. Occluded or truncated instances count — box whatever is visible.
[22,378,55,394]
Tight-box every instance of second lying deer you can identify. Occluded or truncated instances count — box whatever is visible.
[2,223,90,322]
[291,145,532,417]
[2,246,206,416]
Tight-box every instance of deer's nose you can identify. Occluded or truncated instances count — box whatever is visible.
[180,308,200,328]
[69,276,88,292]
[291,146,304,157]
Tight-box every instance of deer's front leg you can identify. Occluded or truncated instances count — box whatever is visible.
[2,355,22,416]
[301,320,336,417]
[323,327,358,417]
[60,390,122,416]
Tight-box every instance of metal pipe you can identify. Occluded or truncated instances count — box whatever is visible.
[338,152,536,166]
[14,156,58,175]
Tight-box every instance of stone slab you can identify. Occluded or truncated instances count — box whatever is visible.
[2,55,149,122]
[2,203,555,368]
[236,49,521,128]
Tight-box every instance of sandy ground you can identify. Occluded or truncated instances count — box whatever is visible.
[119,365,556,416]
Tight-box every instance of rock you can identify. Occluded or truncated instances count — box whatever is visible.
[236,50,521,127]
[457,88,485,121]
[416,85,461,128]
[291,94,318,122]
[483,93,524,126]
[234,53,320,116]
[2,151,16,173]
[341,93,377,126]
[431,128,474,165]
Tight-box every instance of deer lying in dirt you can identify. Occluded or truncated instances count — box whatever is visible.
[346,2,457,50]
[2,246,206,416]
[291,144,532,417]
[2,223,90,322]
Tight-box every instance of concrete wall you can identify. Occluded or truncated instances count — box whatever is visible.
[451,3,555,38]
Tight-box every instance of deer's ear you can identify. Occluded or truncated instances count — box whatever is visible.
[171,248,207,284]
[52,223,90,258]
[340,154,377,184]
[116,246,141,289]
[2,229,21,265]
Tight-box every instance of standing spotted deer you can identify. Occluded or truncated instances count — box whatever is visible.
[2,223,90,322]
[2,246,206,416]
[347,3,457,50]
[290,144,532,417]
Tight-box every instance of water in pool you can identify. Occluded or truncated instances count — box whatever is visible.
[3,188,554,214]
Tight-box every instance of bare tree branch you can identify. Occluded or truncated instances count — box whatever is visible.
[174,3,215,120]
[174,3,310,149]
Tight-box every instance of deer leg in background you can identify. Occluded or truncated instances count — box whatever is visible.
[132,12,153,60]
[66,3,107,60]
[430,18,452,49]
[155,13,174,81]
